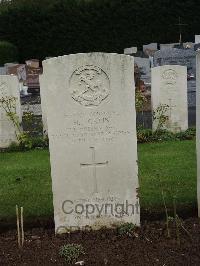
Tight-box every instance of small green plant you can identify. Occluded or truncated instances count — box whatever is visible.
[0,96,48,151]
[23,111,43,137]
[136,127,196,143]
[117,223,136,236]
[153,104,169,131]
[160,187,192,245]
[59,243,85,264]
[135,89,147,112]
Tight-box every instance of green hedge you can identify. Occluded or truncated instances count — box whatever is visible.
[0,0,199,61]
[0,41,18,65]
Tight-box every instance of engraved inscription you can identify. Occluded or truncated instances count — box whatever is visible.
[80,147,108,194]
[70,65,110,106]
[50,111,131,144]
[162,69,178,86]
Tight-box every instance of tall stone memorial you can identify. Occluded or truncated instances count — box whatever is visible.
[41,53,139,233]
[196,52,200,216]
[151,65,188,132]
[0,75,21,148]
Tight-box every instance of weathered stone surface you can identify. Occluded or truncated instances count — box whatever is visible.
[134,57,151,85]
[41,53,139,233]
[124,47,137,55]
[151,65,188,132]
[0,75,21,148]
[195,35,200,44]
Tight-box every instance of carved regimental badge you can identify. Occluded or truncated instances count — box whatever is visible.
[70,65,110,106]
[162,69,178,85]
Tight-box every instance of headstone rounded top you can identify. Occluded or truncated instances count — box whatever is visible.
[153,64,187,70]
[42,52,134,65]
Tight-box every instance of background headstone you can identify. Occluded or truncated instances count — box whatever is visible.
[195,35,200,44]
[41,53,139,233]
[195,43,200,51]
[160,43,180,50]
[134,57,151,85]
[0,75,21,148]
[143,43,158,57]
[124,47,137,55]
[154,48,196,113]
[151,65,188,132]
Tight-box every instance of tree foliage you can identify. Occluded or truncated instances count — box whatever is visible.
[0,41,18,65]
[0,0,199,62]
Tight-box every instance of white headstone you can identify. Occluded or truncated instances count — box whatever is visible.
[41,53,139,233]
[160,43,180,50]
[195,35,200,44]
[0,75,21,148]
[143,43,158,52]
[124,47,137,55]
[143,43,158,56]
[196,52,200,216]
[151,65,188,132]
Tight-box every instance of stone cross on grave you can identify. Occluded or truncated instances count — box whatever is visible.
[80,147,108,194]
[168,98,176,117]
[174,17,188,44]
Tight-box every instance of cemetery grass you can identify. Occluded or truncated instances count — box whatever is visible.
[0,140,197,229]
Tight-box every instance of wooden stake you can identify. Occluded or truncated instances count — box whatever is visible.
[21,207,24,247]
[16,205,21,248]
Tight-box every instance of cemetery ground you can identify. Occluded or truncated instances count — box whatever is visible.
[0,140,199,265]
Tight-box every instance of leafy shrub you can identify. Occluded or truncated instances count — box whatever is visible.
[137,128,153,143]
[0,41,18,66]
[137,128,196,143]
[175,128,196,140]
[59,243,85,264]
[23,112,43,137]
[153,104,169,131]
[6,141,21,152]
[5,136,48,152]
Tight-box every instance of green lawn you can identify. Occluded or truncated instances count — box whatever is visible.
[0,140,197,224]
[138,140,197,217]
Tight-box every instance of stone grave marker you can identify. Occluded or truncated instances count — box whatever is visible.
[154,48,196,109]
[0,75,21,148]
[195,35,200,44]
[124,47,137,55]
[41,53,140,233]
[151,65,188,132]
[134,57,151,85]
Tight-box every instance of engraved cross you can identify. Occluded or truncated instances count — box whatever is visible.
[80,147,108,193]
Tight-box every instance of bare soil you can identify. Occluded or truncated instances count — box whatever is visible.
[0,218,200,266]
